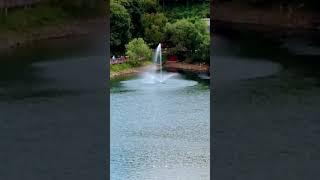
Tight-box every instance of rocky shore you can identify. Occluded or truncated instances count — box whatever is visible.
[164,62,209,73]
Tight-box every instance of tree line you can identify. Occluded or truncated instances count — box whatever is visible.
[111,0,210,65]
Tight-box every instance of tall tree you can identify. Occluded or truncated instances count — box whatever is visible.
[110,2,132,54]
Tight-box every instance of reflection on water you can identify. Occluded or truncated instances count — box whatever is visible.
[121,74,198,91]
[111,73,210,180]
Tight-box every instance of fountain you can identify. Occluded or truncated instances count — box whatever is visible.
[140,43,177,84]
[120,43,198,90]
[154,43,163,82]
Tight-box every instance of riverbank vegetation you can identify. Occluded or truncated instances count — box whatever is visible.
[126,38,152,67]
[165,18,210,63]
[110,38,152,76]
[110,61,152,78]
[110,0,210,75]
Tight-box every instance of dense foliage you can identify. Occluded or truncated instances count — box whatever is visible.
[110,2,132,54]
[142,13,168,46]
[126,38,153,66]
[111,0,210,64]
[165,18,210,63]
[164,3,209,22]
[112,0,159,38]
[160,0,209,6]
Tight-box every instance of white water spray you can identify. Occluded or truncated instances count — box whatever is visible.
[154,43,163,82]
[139,43,179,84]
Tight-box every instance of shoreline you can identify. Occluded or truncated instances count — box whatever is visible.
[110,64,153,79]
[0,17,106,52]
[111,62,210,79]
[164,62,209,73]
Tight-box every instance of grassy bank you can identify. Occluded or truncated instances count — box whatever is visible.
[110,61,152,79]
[111,63,133,73]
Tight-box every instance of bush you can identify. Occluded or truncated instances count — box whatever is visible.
[126,38,152,66]
[142,13,168,46]
[164,18,210,63]
[144,0,160,13]
[192,33,210,63]
[111,2,132,53]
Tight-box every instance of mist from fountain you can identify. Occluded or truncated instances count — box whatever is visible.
[154,43,163,81]
[141,43,178,84]
[120,43,198,90]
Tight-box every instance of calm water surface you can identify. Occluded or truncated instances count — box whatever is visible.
[111,72,210,180]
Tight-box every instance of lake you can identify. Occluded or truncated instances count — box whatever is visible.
[110,70,210,180]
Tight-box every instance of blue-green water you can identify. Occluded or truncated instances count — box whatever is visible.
[111,73,210,180]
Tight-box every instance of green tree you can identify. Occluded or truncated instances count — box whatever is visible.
[192,33,210,63]
[144,0,160,13]
[113,0,159,37]
[164,18,210,62]
[110,2,132,54]
[142,13,168,46]
[160,0,209,7]
[126,38,153,66]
